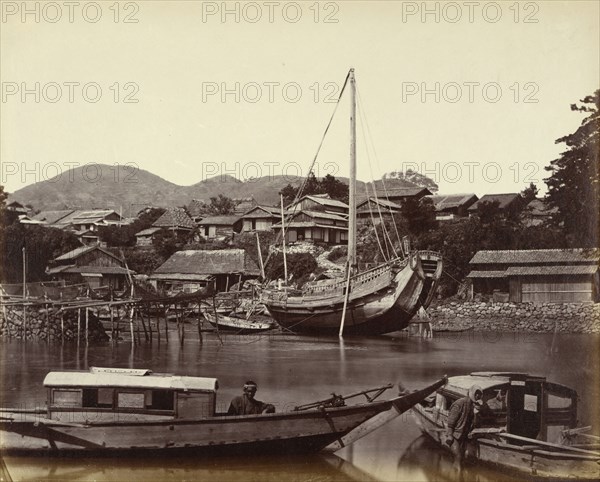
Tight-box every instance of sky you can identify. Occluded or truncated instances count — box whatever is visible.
[1,0,598,197]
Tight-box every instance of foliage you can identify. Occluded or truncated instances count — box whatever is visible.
[384,169,439,193]
[279,172,349,205]
[119,247,165,275]
[207,194,238,215]
[400,196,437,235]
[520,183,539,205]
[98,207,166,247]
[152,230,186,259]
[232,231,277,277]
[265,252,318,284]
[1,224,80,283]
[545,90,599,247]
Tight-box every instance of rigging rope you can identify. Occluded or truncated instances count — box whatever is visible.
[263,70,352,274]
[356,88,399,259]
[356,86,406,258]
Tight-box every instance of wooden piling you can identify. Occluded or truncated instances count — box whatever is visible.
[155,303,161,345]
[129,304,135,346]
[77,309,81,342]
[85,307,89,344]
[164,305,169,343]
[197,301,203,345]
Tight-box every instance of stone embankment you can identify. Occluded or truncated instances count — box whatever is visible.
[426,301,600,334]
[0,305,108,342]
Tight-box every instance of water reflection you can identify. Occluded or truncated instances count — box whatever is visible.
[1,330,598,481]
[3,454,377,482]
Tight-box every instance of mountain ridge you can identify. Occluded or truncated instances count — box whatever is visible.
[8,163,429,215]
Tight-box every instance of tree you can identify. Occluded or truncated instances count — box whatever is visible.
[278,172,349,205]
[399,196,437,235]
[545,91,599,247]
[1,224,80,283]
[520,183,539,205]
[279,183,299,206]
[384,169,439,193]
[207,194,237,215]
[321,174,349,203]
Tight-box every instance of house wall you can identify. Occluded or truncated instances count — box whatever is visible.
[136,236,153,246]
[518,275,595,303]
[75,251,124,268]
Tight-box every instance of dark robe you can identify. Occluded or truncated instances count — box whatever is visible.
[227,394,275,415]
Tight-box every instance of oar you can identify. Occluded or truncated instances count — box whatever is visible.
[495,432,600,457]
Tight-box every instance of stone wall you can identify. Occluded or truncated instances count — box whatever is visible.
[0,305,108,342]
[426,301,600,334]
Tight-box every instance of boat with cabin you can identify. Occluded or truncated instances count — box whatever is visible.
[203,311,276,333]
[261,69,442,335]
[411,372,600,479]
[0,367,446,456]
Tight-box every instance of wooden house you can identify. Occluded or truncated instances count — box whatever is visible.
[46,245,133,290]
[233,197,258,215]
[32,209,124,231]
[274,210,348,245]
[135,227,162,246]
[31,210,75,226]
[467,193,522,217]
[5,201,29,215]
[152,208,196,237]
[429,193,479,221]
[287,194,349,215]
[241,206,281,232]
[467,249,600,303]
[356,198,401,224]
[149,249,260,293]
[521,198,558,227]
[197,216,242,239]
[370,187,432,205]
[187,199,208,223]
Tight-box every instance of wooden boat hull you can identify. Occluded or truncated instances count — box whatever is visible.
[204,312,275,333]
[264,253,441,335]
[0,378,446,457]
[411,404,600,480]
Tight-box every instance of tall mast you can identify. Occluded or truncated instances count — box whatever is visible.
[347,68,357,272]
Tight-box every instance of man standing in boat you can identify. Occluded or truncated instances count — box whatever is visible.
[227,381,275,415]
[444,385,483,470]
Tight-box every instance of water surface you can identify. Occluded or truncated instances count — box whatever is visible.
[1,329,598,481]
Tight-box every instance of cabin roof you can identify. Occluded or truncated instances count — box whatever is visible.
[197,215,241,226]
[153,208,196,229]
[152,249,260,276]
[32,210,75,224]
[470,248,600,265]
[429,193,478,211]
[135,227,162,237]
[445,372,552,394]
[44,367,218,392]
[468,193,520,211]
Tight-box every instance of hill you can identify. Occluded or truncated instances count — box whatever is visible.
[8,164,431,215]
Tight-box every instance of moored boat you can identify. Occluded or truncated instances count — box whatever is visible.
[203,311,276,333]
[411,372,600,479]
[0,367,446,457]
[261,69,442,335]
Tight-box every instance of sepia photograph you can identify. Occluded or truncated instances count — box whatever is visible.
[0,1,599,480]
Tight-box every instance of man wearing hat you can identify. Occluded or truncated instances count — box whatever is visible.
[227,381,275,416]
[445,384,483,469]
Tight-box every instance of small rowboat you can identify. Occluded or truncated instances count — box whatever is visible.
[411,372,600,479]
[0,367,446,457]
[204,311,275,333]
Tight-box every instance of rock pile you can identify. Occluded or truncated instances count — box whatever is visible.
[0,305,109,342]
[427,301,600,334]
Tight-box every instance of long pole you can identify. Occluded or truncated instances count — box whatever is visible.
[339,262,352,337]
[256,232,265,279]
[22,247,27,337]
[347,68,357,273]
[280,194,288,283]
